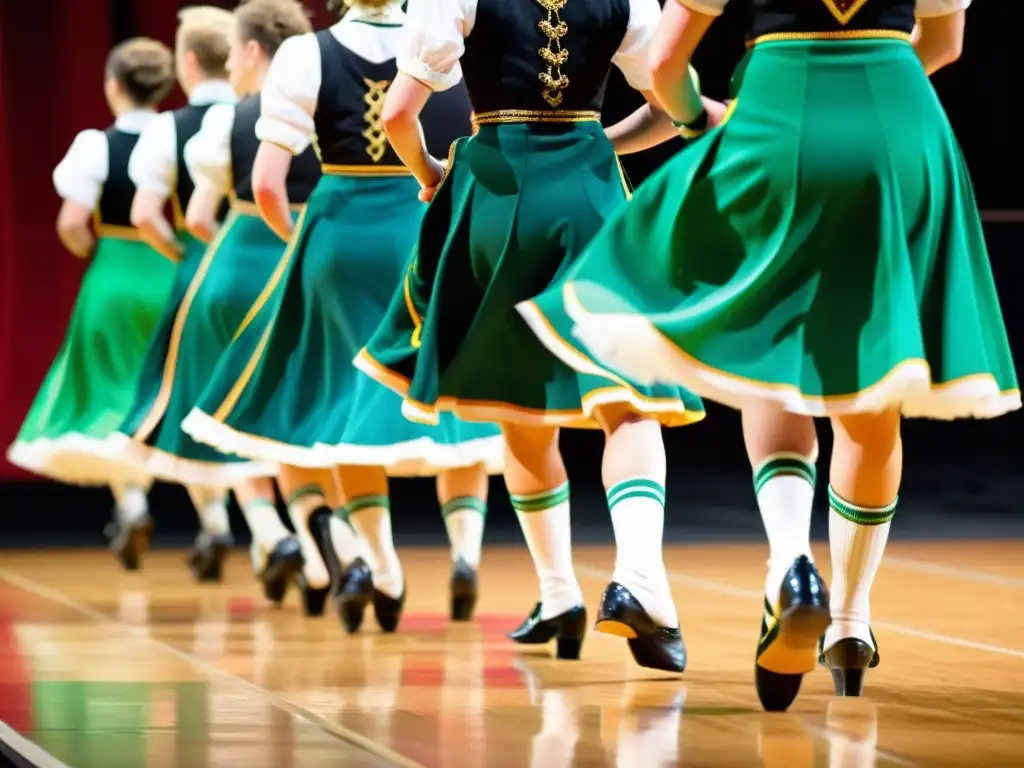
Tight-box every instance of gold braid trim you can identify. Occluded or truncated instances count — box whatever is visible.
[362,78,391,163]
[472,109,599,125]
[536,0,570,107]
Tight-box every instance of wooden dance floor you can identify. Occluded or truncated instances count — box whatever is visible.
[1,541,1022,767]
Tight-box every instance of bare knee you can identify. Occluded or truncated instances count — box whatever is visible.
[741,401,818,466]
[831,411,901,456]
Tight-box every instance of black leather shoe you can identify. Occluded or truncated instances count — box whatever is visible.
[819,629,880,697]
[450,557,478,621]
[595,582,685,673]
[755,555,831,712]
[297,507,345,618]
[509,603,588,660]
[373,587,406,633]
[256,537,304,605]
[297,575,330,616]
[334,558,374,633]
[187,532,233,582]
[106,513,154,572]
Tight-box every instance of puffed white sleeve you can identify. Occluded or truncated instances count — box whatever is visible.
[52,129,108,209]
[255,34,321,156]
[184,104,236,197]
[128,112,177,198]
[915,0,972,17]
[611,0,663,91]
[397,0,474,92]
[675,0,730,17]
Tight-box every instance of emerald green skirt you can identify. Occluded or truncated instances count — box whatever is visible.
[357,122,705,429]
[6,235,175,484]
[181,174,504,477]
[112,219,279,485]
[533,40,1020,419]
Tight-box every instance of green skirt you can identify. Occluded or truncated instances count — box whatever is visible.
[534,39,1020,420]
[112,219,279,485]
[6,235,176,485]
[357,122,705,429]
[180,174,504,477]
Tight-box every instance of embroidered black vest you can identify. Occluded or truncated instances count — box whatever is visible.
[460,0,631,114]
[313,29,472,167]
[750,0,915,41]
[230,94,322,204]
[172,104,230,226]
[98,128,141,228]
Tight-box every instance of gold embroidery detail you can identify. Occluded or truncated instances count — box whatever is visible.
[748,29,912,47]
[321,164,411,176]
[362,78,391,162]
[820,0,871,25]
[472,109,599,125]
[536,0,570,107]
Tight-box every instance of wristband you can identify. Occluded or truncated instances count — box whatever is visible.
[672,64,707,138]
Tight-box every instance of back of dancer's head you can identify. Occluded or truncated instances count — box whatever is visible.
[106,38,175,109]
[235,0,313,59]
[326,0,401,15]
[176,5,234,89]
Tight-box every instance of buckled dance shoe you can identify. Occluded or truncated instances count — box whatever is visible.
[594,582,686,673]
[509,603,588,660]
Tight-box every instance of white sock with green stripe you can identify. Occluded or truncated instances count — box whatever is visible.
[510,482,583,621]
[186,484,231,536]
[823,485,896,652]
[752,453,817,607]
[345,494,404,599]
[441,496,486,568]
[607,477,678,628]
[329,510,368,566]
[286,485,331,589]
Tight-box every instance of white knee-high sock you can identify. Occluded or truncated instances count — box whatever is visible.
[440,496,486,568]
[186,485,231,536]
[345,495,403,599]
[510,483,584,620]
[823,485,896,651]
[110,480,150,525]
[286,485,331,589]
[328,511,368,566]
[602,419,677,628]
[238,497,290,549]
[752,453,817,606]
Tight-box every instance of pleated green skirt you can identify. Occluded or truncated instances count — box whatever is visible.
[181,173,504,476]
[357,121,705,429]
[530,39,1019,419]
[7,234,175,484]
[113,218,281,484]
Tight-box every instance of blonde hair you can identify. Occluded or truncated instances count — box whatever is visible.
[106,38,175,107]
[236,0,313,58]
[176,6,234,79]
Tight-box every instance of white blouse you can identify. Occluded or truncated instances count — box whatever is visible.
[678,0,972,18]
[400,0,663,93]
[183,104,237,198]
[52,110,154,210]
[256,4,410,156]
[127,80,237,199]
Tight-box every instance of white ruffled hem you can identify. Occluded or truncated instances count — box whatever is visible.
[6,434,152,486]
[562,284,1021,421]
[103,432,278,486]
[181,409,504,477]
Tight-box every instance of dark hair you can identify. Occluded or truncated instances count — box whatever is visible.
[236,0,313,59]
[105,38,175,108]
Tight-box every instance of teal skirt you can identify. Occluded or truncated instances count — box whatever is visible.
[357,121,705,429]
[181,174,504,476]
[531,39,1020,420]
[6,234,176,485]
[112,220,280,485]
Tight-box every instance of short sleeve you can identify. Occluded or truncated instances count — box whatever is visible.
[915,0,972,17]
[397,0,475,92]
[52,130,108,209]
[611,0,663,91]
[676,0,730,17]
[128,112,177,198]
[184,104,235,197]
[255,34,320,155]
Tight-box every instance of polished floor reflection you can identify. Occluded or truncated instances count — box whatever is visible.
[1,541,1022,767]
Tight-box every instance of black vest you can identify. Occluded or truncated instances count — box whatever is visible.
[172,103,230,226]
[312,29,472,166]
[230,95,322,204]
[751,0,915,40]
[98,127,141,228]
[461,0,630,114]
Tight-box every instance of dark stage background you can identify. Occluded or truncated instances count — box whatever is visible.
[0,1,1020,548]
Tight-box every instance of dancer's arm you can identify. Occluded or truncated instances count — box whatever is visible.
[184,104,235,244]
[52,130,105,259]
[914,1,970,75]
[252,34,320,242]
[129,113,183,262]
[382,0,471,202]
